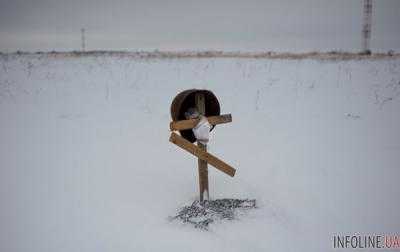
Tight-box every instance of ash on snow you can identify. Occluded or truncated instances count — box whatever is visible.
[171,199,256,229]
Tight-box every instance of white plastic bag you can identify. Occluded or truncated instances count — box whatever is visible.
[192,116,211,145]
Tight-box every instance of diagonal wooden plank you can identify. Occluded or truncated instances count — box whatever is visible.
[170,114,232,131]
[169,132,236,177]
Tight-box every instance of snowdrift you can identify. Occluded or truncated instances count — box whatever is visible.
[1,54,399,252]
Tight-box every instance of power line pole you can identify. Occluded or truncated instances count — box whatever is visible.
[81,28,86,52]
[362,0,372,53]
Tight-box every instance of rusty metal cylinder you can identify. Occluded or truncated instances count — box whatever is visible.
[170,89,220,142]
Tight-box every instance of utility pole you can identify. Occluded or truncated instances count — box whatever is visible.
[362,0,372,53]
[81,28,86,52]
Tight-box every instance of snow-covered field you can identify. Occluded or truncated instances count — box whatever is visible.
[1,54,399,252]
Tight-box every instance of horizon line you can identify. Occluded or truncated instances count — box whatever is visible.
[1,50,399,60]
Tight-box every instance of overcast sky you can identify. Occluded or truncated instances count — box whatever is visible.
[0,0,399,52]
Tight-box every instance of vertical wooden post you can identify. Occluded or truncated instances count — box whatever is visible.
[195,93,209,202]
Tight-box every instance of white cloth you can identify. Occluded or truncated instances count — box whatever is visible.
[192,116,211,145]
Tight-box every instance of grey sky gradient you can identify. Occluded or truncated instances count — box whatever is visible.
[0,0,399,52]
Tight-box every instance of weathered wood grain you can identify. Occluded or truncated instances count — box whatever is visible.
[169,132,236,177]
[169,114,232,131]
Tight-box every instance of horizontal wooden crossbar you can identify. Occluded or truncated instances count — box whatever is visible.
[169,132,236,177]
[170,114,232,131]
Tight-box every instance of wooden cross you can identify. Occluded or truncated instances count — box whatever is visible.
[169,93,236,202]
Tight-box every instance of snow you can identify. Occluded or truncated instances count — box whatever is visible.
[0,54,399,252]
